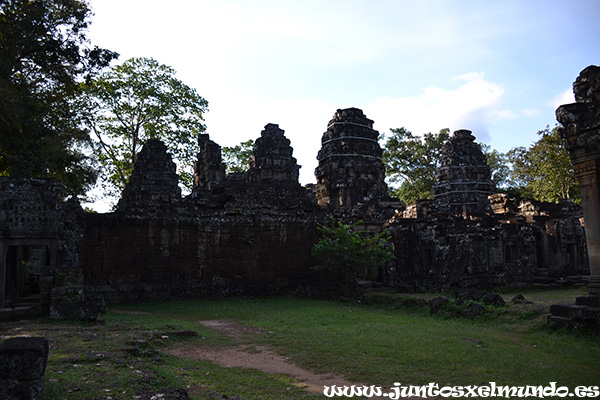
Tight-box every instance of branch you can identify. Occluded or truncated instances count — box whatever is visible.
[90,122,127,187]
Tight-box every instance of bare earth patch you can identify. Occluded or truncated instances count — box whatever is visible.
[168,319,369,396]
[198,319,261,339]
[113,309,153,315]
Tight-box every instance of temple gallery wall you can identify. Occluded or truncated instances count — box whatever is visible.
[1,68,598,319]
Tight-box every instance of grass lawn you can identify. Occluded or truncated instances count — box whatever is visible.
[1,287,598,399]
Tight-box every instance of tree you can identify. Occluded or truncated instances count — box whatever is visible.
[311,218,394,296]
[81,57,208,196]
[382,127,450,205]
[0,0,117,196]
[222,139,254,173]
[507,125,579,203]
[480,144,510,188]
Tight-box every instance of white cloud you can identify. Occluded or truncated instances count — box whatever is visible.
[550,89,574,111]
[452,72,486,82]
[362,72,508,143]
[488,109,518,120]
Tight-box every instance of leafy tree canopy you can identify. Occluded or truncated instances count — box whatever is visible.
[480,144,510,188]
[382,127,450,205]
[0,0,117,196]
[222,139,254,173]
[507,125,579,203]
[81,57,208,197]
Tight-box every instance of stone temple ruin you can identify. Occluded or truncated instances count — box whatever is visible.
[1,70,597,320]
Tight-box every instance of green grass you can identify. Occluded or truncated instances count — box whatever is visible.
[1,289,598,399]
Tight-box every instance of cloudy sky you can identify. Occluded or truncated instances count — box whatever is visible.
[87,0,599,186]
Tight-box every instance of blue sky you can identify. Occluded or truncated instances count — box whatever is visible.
[87,0,599,187]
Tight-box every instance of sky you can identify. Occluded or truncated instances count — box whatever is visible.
[86,0,600,191]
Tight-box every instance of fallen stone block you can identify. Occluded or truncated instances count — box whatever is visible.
[429,297,448,314]
[0,337,49,381]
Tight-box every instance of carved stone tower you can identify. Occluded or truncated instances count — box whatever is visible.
[194,134,226,190]
[118,139,181,213]
[314,108,387,211]
[432,129,496,215]
[247,123,300,186]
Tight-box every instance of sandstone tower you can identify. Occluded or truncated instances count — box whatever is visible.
[432,129,496,215]
[247,123,300,186]
[314,108,388,211]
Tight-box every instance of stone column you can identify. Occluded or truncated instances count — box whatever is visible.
[556,65,600,295]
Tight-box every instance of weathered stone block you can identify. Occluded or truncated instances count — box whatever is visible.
[0,337,49,381]
[549,303,572,318]
[429,297,448,314]
[511,294,532,304]
[481,292,506,306]
[50,300,99,321]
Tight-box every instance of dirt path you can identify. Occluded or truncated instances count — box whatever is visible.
[167,319,374,396]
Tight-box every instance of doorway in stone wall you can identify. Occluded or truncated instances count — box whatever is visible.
[3,245,46,308]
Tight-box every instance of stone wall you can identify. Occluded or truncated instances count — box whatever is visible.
[389,215,537,289]
[389,195,587,290]
[80,213,319,303]
[79,126,323,303]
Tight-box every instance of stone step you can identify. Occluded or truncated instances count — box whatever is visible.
[0,305,43,321]
[533,276,555,284]
[536,268,550,276]
[576,295,600,307]
[550,301,600,321]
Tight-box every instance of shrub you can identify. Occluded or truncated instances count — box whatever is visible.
[311,218,395,295]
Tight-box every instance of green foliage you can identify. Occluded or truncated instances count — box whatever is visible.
[382,127,449,205]
[222,139,254,173]
[312,218,394,295]
[0,0,117,196]
[435,297,505,320]
[81,57,208,196]
[480,144,510,188]
[507,125,579,203]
